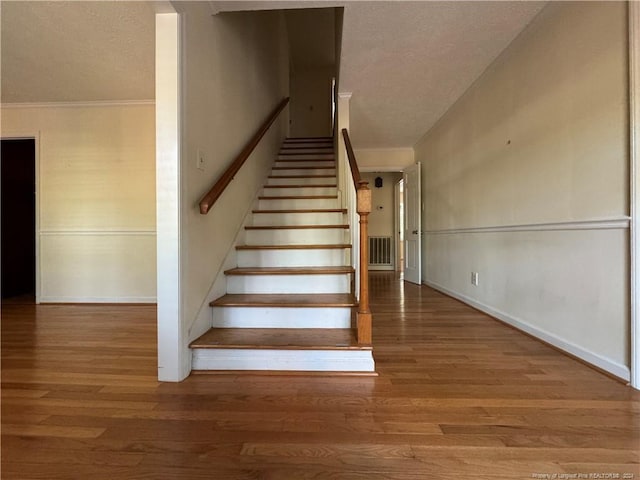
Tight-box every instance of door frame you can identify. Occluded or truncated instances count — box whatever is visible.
[629,2,639,389]
[1,132,41,304]
[394,178,404,273]
[403,162,421,285]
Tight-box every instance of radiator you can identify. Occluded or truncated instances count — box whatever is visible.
[368,236,392,266]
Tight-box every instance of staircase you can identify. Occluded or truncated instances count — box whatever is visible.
[190,137,375,374]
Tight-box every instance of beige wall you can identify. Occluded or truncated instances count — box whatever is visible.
[176,5,290,346]
[356,148,414,171]
[1,103,156,302]
[290,67,333,137]
[414,2,630,379]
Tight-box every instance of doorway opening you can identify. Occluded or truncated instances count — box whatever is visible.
[1,139,36,302]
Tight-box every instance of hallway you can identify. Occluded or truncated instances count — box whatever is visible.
[2,273,639,479]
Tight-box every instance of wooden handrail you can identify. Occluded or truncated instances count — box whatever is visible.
[341,128,361,189]
[341,128,372,346]
[199,97,290,214]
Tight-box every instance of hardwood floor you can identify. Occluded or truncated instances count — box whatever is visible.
[2,273,639,479]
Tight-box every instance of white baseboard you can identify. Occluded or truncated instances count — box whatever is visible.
[39,296,156,304]
[424,280,631,382]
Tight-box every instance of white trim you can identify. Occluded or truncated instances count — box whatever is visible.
[1,100,155,109]
[1,132,41,304]
[192,349,375,372]
[40,296,157,304]
[424,280,631,382]
[40,230,156,236]
[337,92,352,100]
[425,217,631,235]
[630,1,640,390]
[156,12,186,382]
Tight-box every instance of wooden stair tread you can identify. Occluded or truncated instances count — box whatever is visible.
[285,137,333,141]
[190,328,368,350]
[252,209,346,213]
[236,244,352,250]
[224,266,355,275]
[272,166,335,170]
[278,152,335,156]
[263,184,337,188]
[211,293,357,307]
[245,224,348,230]
[259,195,337,200]
[275,159,335,163]
[280,145,333,149]
[268,175,335,179]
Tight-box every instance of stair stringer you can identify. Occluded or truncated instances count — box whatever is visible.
[185,195,262,345]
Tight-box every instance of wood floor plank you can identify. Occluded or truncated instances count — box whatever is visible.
[2,272,639,479]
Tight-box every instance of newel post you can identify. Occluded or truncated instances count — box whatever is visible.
[356,181,372,345]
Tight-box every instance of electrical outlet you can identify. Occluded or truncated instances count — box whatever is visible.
[196,149,205,171]
[471,272,479,286]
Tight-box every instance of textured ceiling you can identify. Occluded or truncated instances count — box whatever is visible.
[340,1,547,148]
[1,1,155,103]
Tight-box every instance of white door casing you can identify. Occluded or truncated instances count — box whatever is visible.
[403,163,421,285]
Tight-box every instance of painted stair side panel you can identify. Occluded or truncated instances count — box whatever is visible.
[192,349,375,372]
[213,306,352,328]
[226,273,351,294]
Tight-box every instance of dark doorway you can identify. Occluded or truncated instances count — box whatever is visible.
[1,139,36,300]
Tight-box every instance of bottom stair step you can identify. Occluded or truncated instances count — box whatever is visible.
[190,328,375,372]
[190,328,367,350]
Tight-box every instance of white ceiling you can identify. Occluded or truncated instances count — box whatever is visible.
[340,1,547,148]
[1,1,155,103]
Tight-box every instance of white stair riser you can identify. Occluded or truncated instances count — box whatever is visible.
[267,177,336,186]
[262,186,337,196]
[245,227,347,245]
[282,138,333,147]
[237,248,348,267]
[213,306,352,328]
[227,273,351,294]
[272,168,336,176]
[277,154,334,161]
[192,349,375,372]
[258,197,338,209]
[279,149,333,155]
[274,161,335,168]
[282,142,333,149]
[252,211,344,226]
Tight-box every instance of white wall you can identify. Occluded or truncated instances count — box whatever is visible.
[415,2,630,379]
[1,103,156,302]
[174,5,290,371]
